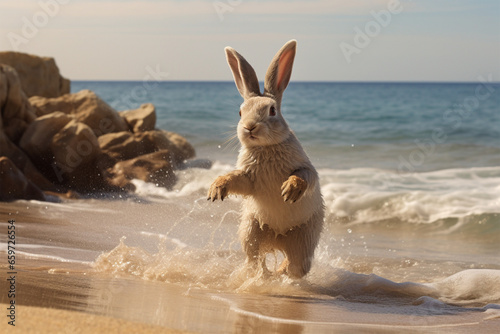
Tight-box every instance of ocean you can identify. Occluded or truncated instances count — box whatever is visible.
[74,81,500,170]
[1,81,499,332]
[72,80,500,238]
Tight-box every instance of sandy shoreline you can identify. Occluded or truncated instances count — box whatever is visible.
[1,198,499,333]
[1,303,190,334]
[2,301,498,334]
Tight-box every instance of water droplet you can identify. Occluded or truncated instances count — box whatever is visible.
[218,145,221,149]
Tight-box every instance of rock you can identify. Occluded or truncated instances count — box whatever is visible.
[0,52,200,199]
[19,112,73,169]
[106,150,177,191]
[21,159,56,191]
[98,131,152,164]
[19,113,108,191]
[0,63,54,191]
[0,64,37,143]
[0,63,53,190]
[29,90,129,136]
[50,119,102,189]
[157,130,196,165]
[0,51,70,98]
[119,103,156,133]
[98,130,195,168]
[0,156,45,201]
[0,131,55,191]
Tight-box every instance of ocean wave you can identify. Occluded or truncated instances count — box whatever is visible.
[92,237,500,310]
[132,163,500,234]
[320,166,500,233]
[132,161,233,200]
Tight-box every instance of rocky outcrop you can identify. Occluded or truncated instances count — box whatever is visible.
[0,64,55,191]
[120,103,156,133]
[0,52,69,98]
[20,112,74,167]
[0,64,37,143]
[98,130,195,167]
[30,89,129,137]
[51,120,104,191]
[106,150,177,191]
[0,52,199,201]
[0,157,45,201]
[18,112,106,192]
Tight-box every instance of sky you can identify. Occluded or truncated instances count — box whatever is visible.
[0,0,499,82]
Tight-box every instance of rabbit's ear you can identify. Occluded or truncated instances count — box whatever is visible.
[225,47,261,99]
[264,40,296,101]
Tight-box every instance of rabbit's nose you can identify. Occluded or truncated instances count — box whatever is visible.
[244,125,256,132]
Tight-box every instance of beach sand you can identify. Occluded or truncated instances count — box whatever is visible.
[1,193,499,333]
[2,270,498,334]
[1,303,188,334]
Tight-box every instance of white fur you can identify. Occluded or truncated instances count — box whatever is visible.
[237,132,322,235]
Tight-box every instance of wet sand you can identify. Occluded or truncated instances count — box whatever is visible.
[1,303,188,334]
[1,199,499,333]
[1,268,499,334]
[1,268,498,334]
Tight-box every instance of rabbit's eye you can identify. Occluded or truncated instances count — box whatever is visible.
[269,106,276,116]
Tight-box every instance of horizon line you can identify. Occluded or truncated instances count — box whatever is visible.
[70,79,500,84]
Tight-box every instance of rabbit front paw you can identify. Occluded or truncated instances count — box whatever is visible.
[281,175,307,203]
[207,176,230,201]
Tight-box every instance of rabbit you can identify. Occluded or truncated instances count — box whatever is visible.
[207,40,324,279]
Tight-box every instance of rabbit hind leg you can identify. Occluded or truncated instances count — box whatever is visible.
[276,217,322,279]
[239,217,274,271]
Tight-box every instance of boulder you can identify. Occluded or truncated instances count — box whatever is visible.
[19,113,107,191]
[0,63,53,190]
[0,156,45,201]
[106,150,177,191]
[29,90,129,136]
[119,103,156,133]
[0,64,37,143]
[50,119,102,189]
[0,131,55,191]
[19,112,73,168]
[98,130,195,168]
[158,130,196,165]
[0,51,70,98]
[98,131,157,163]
